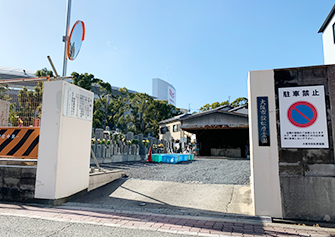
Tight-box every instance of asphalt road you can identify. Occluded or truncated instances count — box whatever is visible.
[74,157,252,217]
[98,157,251,185]
[0,215,191,237]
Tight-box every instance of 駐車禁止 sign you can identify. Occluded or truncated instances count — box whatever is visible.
[278,85,328,148]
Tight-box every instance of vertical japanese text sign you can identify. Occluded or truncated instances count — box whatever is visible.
[278,85,328,148]
[257,97,270,146]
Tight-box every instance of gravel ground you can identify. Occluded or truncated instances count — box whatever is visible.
[99,157,251,185]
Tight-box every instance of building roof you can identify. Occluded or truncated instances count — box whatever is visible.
[227,104,248,113]
[0,66,36,79]
[179,105,248,121]
[318,4,335,33]
[0,66,38,90]
[158,113,191,125]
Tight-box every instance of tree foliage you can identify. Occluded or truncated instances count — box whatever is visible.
[199,97,248,112]
[199,101,229,112]
[16,82,43,126]
[72,72,100,91]
[0,80,11,101]
[8,68,47,126]
[71,72,182,137]
[230,97,248,108]
[35,68,53,77]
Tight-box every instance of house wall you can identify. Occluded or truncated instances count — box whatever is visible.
[322,13,335,64]
[159,121,186,141]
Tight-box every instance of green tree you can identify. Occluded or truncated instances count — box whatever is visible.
[92,99,104,128]
[147,100,182,137]
[16,82,43,126]
[69,72,182,136]
[230,97,248,108]
[0,79,11,101]
[71,72,99,91]
[107,88,129,131]
[199,101,229,112]
[127,92,154,135]
[35,68,53,77]
[71,71,113,129]
[9,68,48,126]
[198,97,248,112]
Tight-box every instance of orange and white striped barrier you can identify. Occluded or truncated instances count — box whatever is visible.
[0,127,40,159]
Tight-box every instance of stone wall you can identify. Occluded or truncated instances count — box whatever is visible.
[0,167,36,201]
[210,148,241,158]
[274,65,335,222]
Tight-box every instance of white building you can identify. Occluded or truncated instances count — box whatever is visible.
[319,4,335,64]
[152,78,176,106]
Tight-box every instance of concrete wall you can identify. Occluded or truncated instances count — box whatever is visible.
[0,167,36,201]
[249,65,335,222]
[211,148,241,158]
[274,65,335,222]
[35,81,94,201]
[322,13,335,64]
[248,70,283,218]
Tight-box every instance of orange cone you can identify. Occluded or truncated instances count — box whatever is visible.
[147,147,153,163]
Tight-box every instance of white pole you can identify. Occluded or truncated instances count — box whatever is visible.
[62,0,72,77]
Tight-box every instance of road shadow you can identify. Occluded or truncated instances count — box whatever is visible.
[71,177,253,219]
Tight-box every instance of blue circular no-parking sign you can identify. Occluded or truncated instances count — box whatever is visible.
[287,101,317,128]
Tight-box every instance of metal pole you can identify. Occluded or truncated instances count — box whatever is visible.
[47,56,60,77]
[62,0,72,77]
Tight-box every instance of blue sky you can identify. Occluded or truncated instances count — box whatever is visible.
[0,1,333,112]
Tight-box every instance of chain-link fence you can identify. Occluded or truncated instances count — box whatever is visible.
[0,80,43,127]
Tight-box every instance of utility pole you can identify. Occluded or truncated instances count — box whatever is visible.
[62,0,72,77]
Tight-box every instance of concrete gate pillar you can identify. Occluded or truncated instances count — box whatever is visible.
[248,70,283,218]
[34,81,94,203]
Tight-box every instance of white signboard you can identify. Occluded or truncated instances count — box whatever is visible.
[278,85,328,148]
[167,86,176,106]
[63,83,94,121]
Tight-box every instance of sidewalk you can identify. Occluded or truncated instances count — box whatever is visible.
[1,202,335,236]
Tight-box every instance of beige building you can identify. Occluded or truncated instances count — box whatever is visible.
[159,105,249,157]
[158,114,193,142]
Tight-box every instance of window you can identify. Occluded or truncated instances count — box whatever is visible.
[173,124,180,132]
[160,126,170,134]
[333,23,335,44]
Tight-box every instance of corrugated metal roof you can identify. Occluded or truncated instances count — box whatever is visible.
[228,104,248,112]
[181,124,248,130]
[158,113,191,125]
[0,66,35,79]
[179,106,248,121]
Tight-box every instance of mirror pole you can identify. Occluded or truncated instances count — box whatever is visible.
[62,0,72,77]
